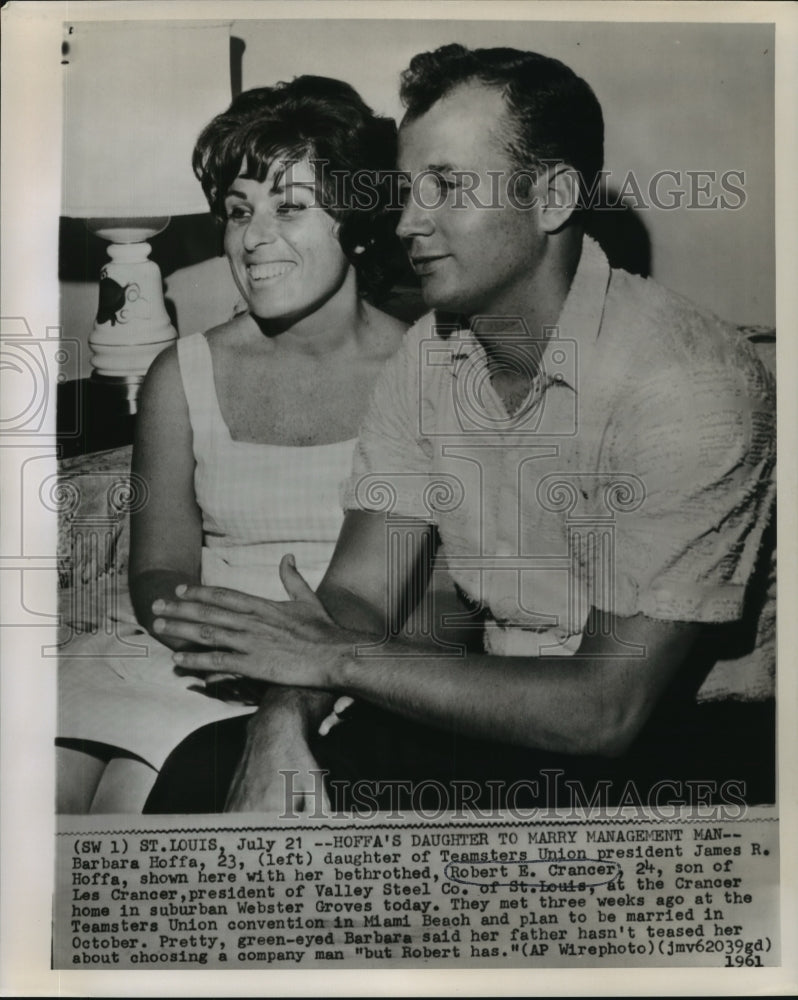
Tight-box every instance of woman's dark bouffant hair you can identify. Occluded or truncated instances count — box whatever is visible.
[193,76,403,301]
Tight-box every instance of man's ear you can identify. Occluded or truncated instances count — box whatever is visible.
[539,164,580,233]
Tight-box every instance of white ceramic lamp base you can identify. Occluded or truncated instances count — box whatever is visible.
[88,219,178,403]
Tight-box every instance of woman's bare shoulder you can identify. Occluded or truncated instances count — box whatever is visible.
[202,312,253,346]
[202,313,269,365]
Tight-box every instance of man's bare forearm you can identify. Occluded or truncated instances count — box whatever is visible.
[312,578,698,759]
[324,612,700,758]
[332,641,613,753]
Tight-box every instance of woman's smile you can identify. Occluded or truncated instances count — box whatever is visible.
[246,261,297,282]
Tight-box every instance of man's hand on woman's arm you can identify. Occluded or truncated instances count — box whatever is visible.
[155,562,702,761]
[153,512,436,691]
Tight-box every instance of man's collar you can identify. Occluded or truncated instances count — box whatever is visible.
[555,235,611,353]
[433,236,612,392]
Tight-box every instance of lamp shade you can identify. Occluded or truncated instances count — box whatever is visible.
[61,20,231,219]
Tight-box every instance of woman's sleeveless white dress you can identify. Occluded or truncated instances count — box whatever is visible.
[57,332,355,769]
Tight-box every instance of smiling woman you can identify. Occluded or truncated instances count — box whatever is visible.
[193,75,403,307]
[56,77,409,813]
[222,162,352,328]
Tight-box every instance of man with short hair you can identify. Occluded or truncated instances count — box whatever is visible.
[153,45,775,812]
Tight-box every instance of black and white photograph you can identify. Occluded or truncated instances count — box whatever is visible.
[1,1,796,994]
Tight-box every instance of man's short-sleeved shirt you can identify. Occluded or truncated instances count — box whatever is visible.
[342,237,775,657]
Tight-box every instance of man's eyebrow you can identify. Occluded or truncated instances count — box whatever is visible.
[224,188,247,200]
[396,164,462,182]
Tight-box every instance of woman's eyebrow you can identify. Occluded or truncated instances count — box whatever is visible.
[223,181,317,199]
[271,180,317,195]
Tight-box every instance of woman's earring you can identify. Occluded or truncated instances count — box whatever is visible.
[353,245,366,255]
